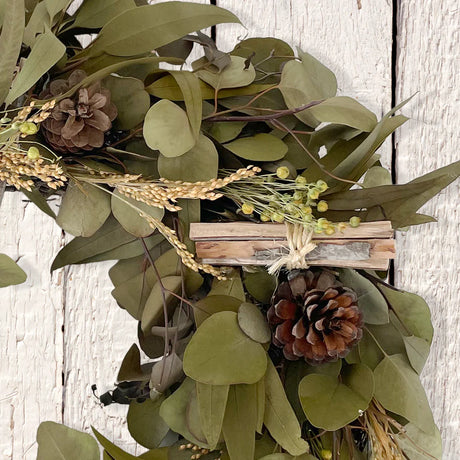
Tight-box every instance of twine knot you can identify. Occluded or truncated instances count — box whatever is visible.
[267,223,317,275]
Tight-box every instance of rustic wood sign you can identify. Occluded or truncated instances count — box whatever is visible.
[190,221,395,270]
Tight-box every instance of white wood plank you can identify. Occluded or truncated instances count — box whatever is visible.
[395,1,460,457]
[0,193,64,460]
[216,0,394,166]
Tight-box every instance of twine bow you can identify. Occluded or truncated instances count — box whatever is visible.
[267,223,317,275]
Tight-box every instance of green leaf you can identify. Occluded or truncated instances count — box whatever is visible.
[209,270,245,301]
[280,50,337,127]
[158,133,218,182]
[21,187,56,218]
[0,0,25,105]
[141,276,181,333]
[238,302,271,344]
[183,311,267,385]
[6,30,65,105]
[193,295,242,327]
[255,377,265,434]
[258,455,316,460]
[373,354,435,433]
[51,215,163,270]
[378,285,433,343]
[264,360,309,456]
[93,427,138,460]
[208,121,246,143]
[150,353,184,393]
[337,269,389,325]
[363,166,392,188]
[243,269,277,304]
[0,254,27,288]
[196,382,229,450]
[72,0,136,29]
[56,181,111,237]
[194,55,256,89]
[177,198,200,252]
[143,100,195,157]
[23,2,49,47]
[104,75,150,130]
[89,2,240,57]
[159,378,208,448]
[37,421,99,460]
[169,71,202,139]
[403,336,431,374]
[396,422,442,460]
[306,96,377,131]
[117,344,149,381]
[45,0,71,21]
[111,189,164,237]
[224,133,288,161]
[137,447,168,460]
[222,384,258,460]
[127,397,169,449]
[298,364,374,431]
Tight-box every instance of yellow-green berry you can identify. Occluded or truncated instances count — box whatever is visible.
[325,226,335,235]
[272,212,284,223]
[241,203,254,215]
[317,218,329,228]
[260,212,271,222]
[308,188,320,200]
[293,191,305,201]
[316,180,328,192]
[321,450,333,460]
[317,200,328,212]
[295,175,307,186]
[27,146,40,160]
[276,166,290,179]
[338,222,347,232]
[301,205,312,215]
[349,216,361,227]
[19,122,39,135]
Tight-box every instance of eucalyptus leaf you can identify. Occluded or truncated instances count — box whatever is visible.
[56,181,111,237]
[45,0,71,21]
[141,276,181,333]
[280,50,337,127]
[403,335,431,374]
[177,198,200,252]
[104,75,150,130]
[306,96,377,132]
[143,100,195,157]
[111,189,164,237]
[238,302,271,343]
[243,269,277,304]
[209,271,245,301]
[363,166,392,188]
[396,422,442,460]
[224,133,288,161]
[37,422,99,460]
[194,55,256,89]
[21,187,56,218]
[93,427,138,460]
[222,384,258,460]
[0,0,25,105]
[127,396,169,449]
[158,133,218,182]
[264,360,309,456]
[209,121,247,143]
[337,269,389,325]
[73,0,136,29]
[117,344,149,382]
[0,254,27,288]
[193,295,242,327]
[298,364,374,431]
[186,387,208,444]
[373,354,435,433]
[6,30,65,105]
[23,2,49,47]
[183,311,267,385]
[150,353,184,394]
[196,382,229,450]
[89,3,239,57]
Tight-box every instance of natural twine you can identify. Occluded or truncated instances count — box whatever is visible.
[267,223,317,275]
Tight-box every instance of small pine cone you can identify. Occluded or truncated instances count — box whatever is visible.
[39,70,117,153]
[268,270,363,365]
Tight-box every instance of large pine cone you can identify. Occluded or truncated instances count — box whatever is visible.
[268,270,363,365]
[40,70,117,153]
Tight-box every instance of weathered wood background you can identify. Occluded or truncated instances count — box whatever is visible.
[0,0,459,458]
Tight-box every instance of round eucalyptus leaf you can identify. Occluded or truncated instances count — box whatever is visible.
[298,364,374,431]
[237,302,271,343]
[111,189,164,237]
[193,294,242,327]
[143,100,195,157]
[224,133,288,161]
[0,254,27,288]
[195,55,256,89]
[104,75,150,130]
[209,121,246,143]
[127,397,169,449]
[243,269,277,304]
[158,133,218,182]
[183,311,267,385]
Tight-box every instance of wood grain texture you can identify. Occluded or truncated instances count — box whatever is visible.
[395,1,460,457]
[0,193,64,460]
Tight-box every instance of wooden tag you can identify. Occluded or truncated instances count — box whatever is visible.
[190,221,395,270]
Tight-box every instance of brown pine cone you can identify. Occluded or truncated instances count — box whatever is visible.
[268,270,363,365]
[39,70,117,153]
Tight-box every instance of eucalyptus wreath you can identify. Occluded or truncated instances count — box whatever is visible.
[1,1,459,460]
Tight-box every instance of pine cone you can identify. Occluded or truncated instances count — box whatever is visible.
[40,70,117,153]
[268,270,363,365]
